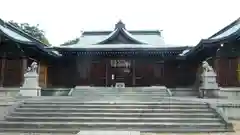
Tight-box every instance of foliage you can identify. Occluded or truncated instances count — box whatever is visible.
[8,20,50,45]
[61,38,79,46]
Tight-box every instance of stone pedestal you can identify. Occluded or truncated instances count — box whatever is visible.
[200,66,219,98]
[20,71,41,96]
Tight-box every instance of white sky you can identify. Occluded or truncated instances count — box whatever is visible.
[0,0,239,46]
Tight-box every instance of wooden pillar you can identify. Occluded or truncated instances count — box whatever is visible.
[21,58,27,85]
[132,59,135,86]
[237,57,240,85]
[39,62,48,88]
[105,60,108,86]
[0,53,6,87]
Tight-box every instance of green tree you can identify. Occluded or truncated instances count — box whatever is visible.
[61,38,79,46]
[8,20,50,45]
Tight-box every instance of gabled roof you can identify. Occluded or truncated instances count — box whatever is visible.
[181,17,240,58]
[0,19,60,57]
[95,21,146,44]
[61,21,165,48]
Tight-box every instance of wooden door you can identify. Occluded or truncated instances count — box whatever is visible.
[135,60,154,86]
[108,60,133,87]
[90,60,106,86]
[153,62,165,86]
[3,59,23,87]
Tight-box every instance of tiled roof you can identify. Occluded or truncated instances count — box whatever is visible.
[0,18,60,57]
[60,21,165,48]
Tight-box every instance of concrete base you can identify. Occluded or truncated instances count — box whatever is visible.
[0,87,20,97]
[200,89,220,98]
[77,131,140,135]
[19,87,41,96]
[74,86,169,92]
[219,87,240,99]
[169,87,198,96]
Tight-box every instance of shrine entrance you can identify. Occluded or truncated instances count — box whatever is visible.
[108,60,133,87]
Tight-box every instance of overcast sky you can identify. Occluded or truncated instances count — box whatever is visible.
[0,0,239,46]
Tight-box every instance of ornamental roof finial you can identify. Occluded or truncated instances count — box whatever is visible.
[115,20,125,29]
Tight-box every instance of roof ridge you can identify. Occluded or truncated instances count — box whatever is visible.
[95,27,146,44]
[83,30,161,36]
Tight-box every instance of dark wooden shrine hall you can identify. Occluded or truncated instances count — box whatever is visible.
[0,18,240,88]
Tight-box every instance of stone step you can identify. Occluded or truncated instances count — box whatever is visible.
[74,91,168,93]
[78,91,168,94]
[0,121,225,129]
[71,97,167,101]
[15,108,212,113]
[0,128,79,134]
[0,127,231,134]
[74,88,167,90]
[19,104,208,109]
[75,94,169,96]
[0,97,232,133]
[76,88,167,90]
[74,94,169,96]
[72,94,169,97]
[23,101,204,105]
[10,112,217,118]
[73,91,168,93]
[5,116,221,123]
[77,92,168,94]
[77,90,168,92]
[72,95,168,98]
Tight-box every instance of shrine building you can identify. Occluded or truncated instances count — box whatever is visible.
[0,18,240,91]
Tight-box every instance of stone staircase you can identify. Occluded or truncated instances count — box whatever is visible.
[0,96,233,134]
[70,86,171,101]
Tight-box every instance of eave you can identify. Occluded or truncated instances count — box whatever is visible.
[51,46,190,59]
[182,19,240,59]
[53,46,190,52]
[0,19,60,58]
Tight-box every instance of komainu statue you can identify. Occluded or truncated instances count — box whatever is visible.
[27,62,38,73]
[199,61,219,98]
[202,61,214,72]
